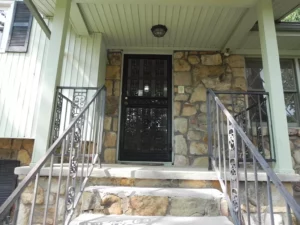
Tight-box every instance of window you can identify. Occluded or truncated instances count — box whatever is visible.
[0,4,9,51]
[281,7,300,22]
[0,1,32,53]
[245,58,299,125]
[0,10,6,44]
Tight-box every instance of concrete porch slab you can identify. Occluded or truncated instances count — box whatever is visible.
[70,215,234,225]
[14,164,300,182]
[84,186,223,199]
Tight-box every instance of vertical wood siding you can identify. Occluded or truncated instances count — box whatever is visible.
[0,19,103,138]
[60,28,103,87]
[0,19,49,138]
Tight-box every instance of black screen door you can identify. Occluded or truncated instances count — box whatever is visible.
[119,55,172,162]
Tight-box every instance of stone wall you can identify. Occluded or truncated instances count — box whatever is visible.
[14,176,295,225]
[16,177,70,224]
[80,186,225,217]
[14,176,227,224]
[100,50,297,171]
[173,51,246,167]
[289,128,300,173]
[0,138,34,166]
[289,128,300,198]
[102,52,122,163]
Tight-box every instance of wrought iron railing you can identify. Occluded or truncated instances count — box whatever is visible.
[211,91,275,165]
[207,89,300,225]
[0,86,106,225]
[50,87,100,144]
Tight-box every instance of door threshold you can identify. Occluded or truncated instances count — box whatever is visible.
[117,160,173,166]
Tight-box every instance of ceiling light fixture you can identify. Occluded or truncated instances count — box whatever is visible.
[151,24,168,38]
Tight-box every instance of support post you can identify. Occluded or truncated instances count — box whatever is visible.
[257,0,294,174]
[31,0,71,165]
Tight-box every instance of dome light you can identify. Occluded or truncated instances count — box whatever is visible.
[151,24,168,38]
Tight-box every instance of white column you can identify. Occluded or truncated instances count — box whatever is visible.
[31,0,71,165]
[97,36,107,87]
[257,0,294,174]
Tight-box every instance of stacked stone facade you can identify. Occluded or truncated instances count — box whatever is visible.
[101,51,247,166]
[0,138,34,166]
[289,128,300,173]
[14,176,228,224]
[102,52,122,163]
[173,51,246,167]
[14,175,294,224]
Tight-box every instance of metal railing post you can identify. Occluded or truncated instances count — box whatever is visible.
[206,88,300,225]
[0,86,106,225]
[207,91,213,171]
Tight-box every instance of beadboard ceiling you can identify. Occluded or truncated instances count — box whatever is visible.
[80,4,247,50]
[33,0,300,51]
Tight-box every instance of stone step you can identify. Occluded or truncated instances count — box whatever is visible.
[70,214,234,225]
[80,186,228,217]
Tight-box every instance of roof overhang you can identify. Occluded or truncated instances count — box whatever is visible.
[28,0,300,54]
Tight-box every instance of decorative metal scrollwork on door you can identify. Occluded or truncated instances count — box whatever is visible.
[120,55,172,162]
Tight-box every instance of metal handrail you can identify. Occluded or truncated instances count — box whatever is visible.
[0,85,106,224]
[209,90,275,165]
[233,100,264,119]
[213,90,269,119]
[56,86,100,90]
[207,88,300,224]
[57,92,80,108]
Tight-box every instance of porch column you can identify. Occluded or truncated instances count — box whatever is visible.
[257,0,294,173]
[31,0,71,165]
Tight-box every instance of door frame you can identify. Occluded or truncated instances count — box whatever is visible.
[116,53,174,165]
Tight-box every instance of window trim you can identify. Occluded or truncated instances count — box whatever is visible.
[0,1,15,53]
[245,57,300,127]
[293,58,300,128]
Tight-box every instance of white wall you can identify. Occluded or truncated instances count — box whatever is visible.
[60,27,104,87]
[0,19,106,138]
[0,19,49,138]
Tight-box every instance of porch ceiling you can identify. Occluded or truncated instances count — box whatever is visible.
[33,0,300,51]
[79,4,247,50]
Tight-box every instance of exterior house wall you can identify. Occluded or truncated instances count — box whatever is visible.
[0,19,105,165]
[0,19,49,139]
[103,51,247,166]
[173,51,246,167]
[0,19,105,139]
[102,52,122,163]
[0,17,298,171]
[0,138,34,166]
[289,129,300,173]
[59,27,104,88]
[100,50,300,174]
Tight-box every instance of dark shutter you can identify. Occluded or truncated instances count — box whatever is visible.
[6,2,33,53]
[0,160,20,207]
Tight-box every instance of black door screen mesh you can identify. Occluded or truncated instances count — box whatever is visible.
[119,55,172,162]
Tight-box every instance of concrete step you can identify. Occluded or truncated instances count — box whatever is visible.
[79,186,228,217]
[70,214,234,225]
